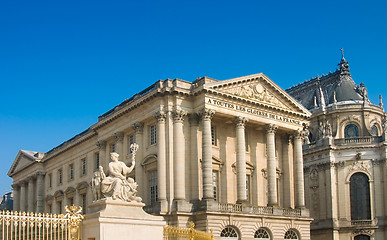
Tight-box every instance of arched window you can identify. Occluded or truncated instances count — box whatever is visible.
[350,173,371,220]
[345,124,359,138]
[354,235,370,240]
[284,229,298,239]
[220,226,239,240]
[254,228,270,239]
[371,125,379,136]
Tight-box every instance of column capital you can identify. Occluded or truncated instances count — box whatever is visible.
[293,129,305,140]
[35,171,45,177]
[27,176,35,182]
[96,140,107,150]
[266,124,278,134]
[154,110,167,123]
[234,116,248,128]
[12,183,20,189]
[113,132,124,142]
[199,108,215,121]
[172,109,187,123]
[132,122,144,133]
[188,113,200,126]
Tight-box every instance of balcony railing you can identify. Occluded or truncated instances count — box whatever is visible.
[144,202,309,218]
[334,136,382,145]
[351,219,377,226]
[217,203,306,217]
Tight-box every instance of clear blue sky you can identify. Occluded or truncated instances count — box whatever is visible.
[1,0,386,194]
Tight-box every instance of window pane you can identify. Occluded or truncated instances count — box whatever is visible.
[149,171,158,204]
[345,124,359,138]
[350,173,371,220]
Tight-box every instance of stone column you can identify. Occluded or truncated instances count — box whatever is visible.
[155,110,167,208]
[234,117,248,203]
[293,130,306,208]
[173,109,187,200]
[132,122,144,198]
[266,124,278,207]
[199,108,215,200]
[36,172,45,213]
[19,181,26,212]
[12,184,19,211]
[113,132,124,157]
[188,113,200,200]
[96,140,107,170]
[27,177,35,212]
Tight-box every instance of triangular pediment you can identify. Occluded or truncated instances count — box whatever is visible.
[8,150,42,176]
[205,73,311,116]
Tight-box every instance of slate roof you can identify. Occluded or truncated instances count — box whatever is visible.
[286,56,364,110]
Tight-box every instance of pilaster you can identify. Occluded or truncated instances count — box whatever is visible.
[113,132,124,157]
[188,113,200,200]
[132,122,144,198]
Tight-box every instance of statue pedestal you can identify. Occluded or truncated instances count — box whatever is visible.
[83,198,166,240]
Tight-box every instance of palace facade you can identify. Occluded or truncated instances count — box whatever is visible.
[287,56,387,240]
[9,73,312,239]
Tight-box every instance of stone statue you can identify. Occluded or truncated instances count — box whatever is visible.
[325,121,332,137]
[91,166,104,201]
[318,121,325,139]
[356,82,369,102]
[97,144,142,202]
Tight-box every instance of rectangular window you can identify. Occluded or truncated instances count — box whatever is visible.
[213,171,219,201]
[58,169,63,185]
[58,201,62,214]
[82,158,87,176]
[129,135,135,153]
[211,126,217,146]
[82,194,87,214]
[69,164,74,180]
[150,125,157,145]
[246,175,250,203]
[111,143,116,153]
[95,152,100,170]
[48,173,52,188]
[245,130,249,152]
[149,171,158,204]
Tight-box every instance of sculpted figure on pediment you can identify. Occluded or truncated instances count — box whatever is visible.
[223,83,285,108]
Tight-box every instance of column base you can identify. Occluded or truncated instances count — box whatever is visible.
[199,199,218,211]
[236,199,249,204]
[172,199,193,212]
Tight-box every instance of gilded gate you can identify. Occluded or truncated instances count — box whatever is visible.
[163,222,214,240]
[0,205,84,240]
